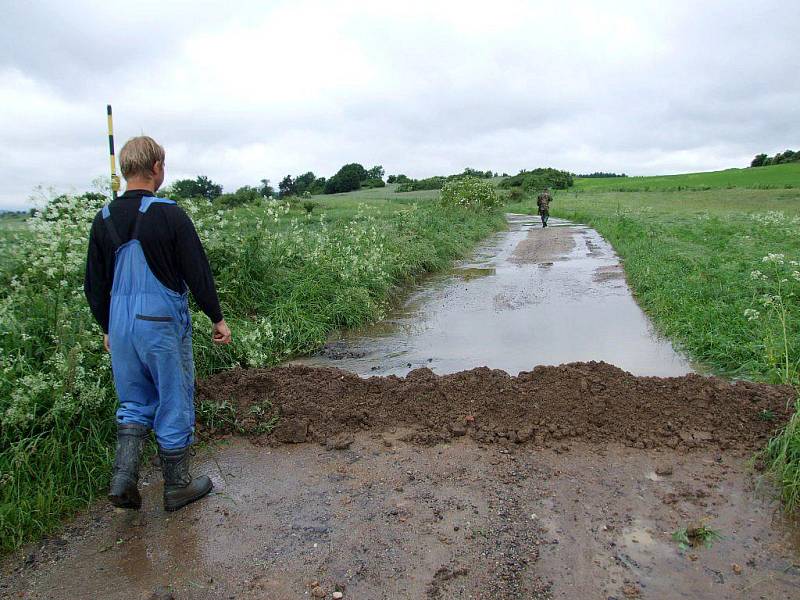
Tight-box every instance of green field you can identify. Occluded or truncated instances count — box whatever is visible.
[512,170,800,510]
[0,189,503,552]
[574,161,800,192]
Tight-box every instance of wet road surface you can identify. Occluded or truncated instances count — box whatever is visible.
[3,436,798,599]
[295,214,693,377]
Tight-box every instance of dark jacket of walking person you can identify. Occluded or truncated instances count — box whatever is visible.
[537,189,552,227]
[84,136,232,512]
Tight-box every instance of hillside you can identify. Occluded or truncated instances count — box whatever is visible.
[574,162,800,192]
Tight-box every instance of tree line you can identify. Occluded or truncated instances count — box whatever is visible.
[162,164,500,205]
[575,172,627,178]
[162,162,391,207]
[390,168,496,192]
[750,150,799,168]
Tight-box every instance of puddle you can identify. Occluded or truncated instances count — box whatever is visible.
[294,214,694,377]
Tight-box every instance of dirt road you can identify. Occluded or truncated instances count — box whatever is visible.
[3,218,799,599]
[3,420,798,599]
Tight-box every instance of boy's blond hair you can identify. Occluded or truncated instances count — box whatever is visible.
[119,136,165,180]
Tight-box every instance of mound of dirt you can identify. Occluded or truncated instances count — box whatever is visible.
[195,362,794,450]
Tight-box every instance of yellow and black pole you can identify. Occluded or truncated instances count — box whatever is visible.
[107,104,120,200]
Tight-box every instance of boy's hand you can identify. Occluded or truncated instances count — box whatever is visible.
[103,334,110,352]
[212,319,232,345]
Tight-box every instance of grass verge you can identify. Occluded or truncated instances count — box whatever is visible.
[511,185,800,511]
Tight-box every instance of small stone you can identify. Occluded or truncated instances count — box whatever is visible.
[311,585,326,598]
[655,465,674,476]
[332,593,343,599]
[732,563,742,574]
[451,423,467,437]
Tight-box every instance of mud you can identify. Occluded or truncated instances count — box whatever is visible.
[4,435,798,599]
[196,362,793,452]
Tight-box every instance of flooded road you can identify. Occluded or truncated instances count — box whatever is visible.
[295,214,693,377]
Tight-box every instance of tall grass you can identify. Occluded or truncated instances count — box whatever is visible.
[0,191,504,552]
[764,401,800,511]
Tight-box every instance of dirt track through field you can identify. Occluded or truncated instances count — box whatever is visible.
[3,216,799,599]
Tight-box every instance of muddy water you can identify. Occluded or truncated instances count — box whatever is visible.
[295,214,693,377]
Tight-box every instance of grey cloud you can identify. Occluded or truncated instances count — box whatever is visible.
[1,0,799,209]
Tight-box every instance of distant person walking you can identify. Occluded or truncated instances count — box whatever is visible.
[537,188,552,227]
[84,136,232,512]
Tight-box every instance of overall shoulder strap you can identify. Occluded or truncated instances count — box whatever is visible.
[101,204,123,249]
[132,196,177,239]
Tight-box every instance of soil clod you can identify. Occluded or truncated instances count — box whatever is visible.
[197,362,793,451]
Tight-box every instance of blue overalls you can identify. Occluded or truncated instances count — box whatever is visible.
[102,197,195,450]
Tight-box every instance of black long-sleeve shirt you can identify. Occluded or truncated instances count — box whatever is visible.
[84,189,223,333]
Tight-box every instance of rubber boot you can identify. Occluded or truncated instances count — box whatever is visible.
[158,445,213,512]
[108,423,149,509]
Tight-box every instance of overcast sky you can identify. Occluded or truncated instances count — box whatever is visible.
[1,0,798,209]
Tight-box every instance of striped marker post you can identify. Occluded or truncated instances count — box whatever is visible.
[107,104,120,200]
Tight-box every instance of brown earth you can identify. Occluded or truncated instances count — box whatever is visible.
[196,362,794,452]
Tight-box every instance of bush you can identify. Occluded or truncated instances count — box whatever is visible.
[213,186,261,209]
[500,168,573,191]
[324,163,367,194]
[362,178,386,189]
[393,170,493,194]
[440,177,500,210]
[395,176,447,192]
[169,176,223,202]
[508,188,524,203]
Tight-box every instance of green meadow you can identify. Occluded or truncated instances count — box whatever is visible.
[573,161,800,192]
